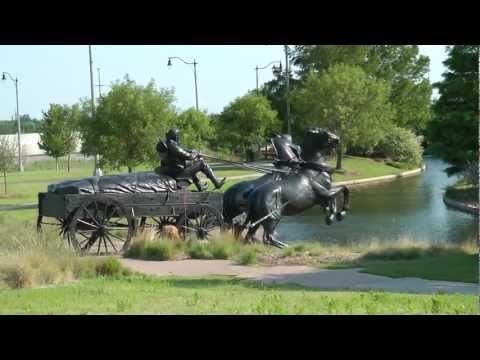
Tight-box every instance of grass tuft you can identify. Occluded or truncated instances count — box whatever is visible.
[236,246,257,265]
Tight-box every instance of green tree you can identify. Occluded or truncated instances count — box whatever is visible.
[80,76,176,172]
[426,45,479,182]
[292,45,432,133]
[38,104,79,171]
[292,64,395,169]
[0,135,17,193]
[217,94,281,161]
[176,108,215,151]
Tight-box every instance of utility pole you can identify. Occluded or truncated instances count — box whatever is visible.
[1,72,23,172]
[97,67,102,98]
[284,45,291,135]
[168,57,199,111]
[88,46,100,176]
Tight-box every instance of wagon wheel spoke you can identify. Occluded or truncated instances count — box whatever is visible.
[76,218,99,229]
[105,233,119,253]
[82,206,101,227]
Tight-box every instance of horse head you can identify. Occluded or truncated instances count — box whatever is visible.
[302,127,339,163]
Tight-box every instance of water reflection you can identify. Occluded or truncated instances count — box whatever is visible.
[279,157,478,245]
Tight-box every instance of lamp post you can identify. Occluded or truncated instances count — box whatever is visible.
[167,57,199,111]
[255,61,282,94]
[1,71,23,172]
[88,46,101,176]
[284,45,291,135]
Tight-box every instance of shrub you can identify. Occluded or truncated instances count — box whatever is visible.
[95,257,124,277]
[237,246,257,265]
[376,125,423,166]
[0,263,34,289]
[208,235,241,260]
[187,242,212,259]
[124,239,178,261]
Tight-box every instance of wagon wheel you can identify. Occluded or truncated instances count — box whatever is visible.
[37,216,74,248]
[69,195,134,255]
[139,216,180,235]
[177,205,223,241]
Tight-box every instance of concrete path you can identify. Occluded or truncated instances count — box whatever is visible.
[120,259,479,295]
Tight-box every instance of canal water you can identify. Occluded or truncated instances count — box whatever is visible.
[278,156,478,245]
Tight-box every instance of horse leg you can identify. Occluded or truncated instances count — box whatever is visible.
[233,223,244,240]
[325,197,337,225]
[261,214,288,248]
[245,223,260,244]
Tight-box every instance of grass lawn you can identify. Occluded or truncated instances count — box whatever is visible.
[327,248,478,284]
[0,275,476,314]
[445,179,479,206]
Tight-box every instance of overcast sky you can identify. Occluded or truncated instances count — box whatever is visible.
[0,45,447,120]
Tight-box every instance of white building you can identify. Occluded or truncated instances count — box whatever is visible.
[0,132,83,156]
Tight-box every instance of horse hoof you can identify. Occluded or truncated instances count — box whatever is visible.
[336,211,346,221]
[325,215,335,225]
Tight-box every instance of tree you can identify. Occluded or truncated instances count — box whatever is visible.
[0,135,17,194]
[291,64,395,169]
[38,104,79,171]
[426,45,479,182]
[217,94,281,161]
[292,45,432,133]
[176,108,215,151]
[79,76,177,172]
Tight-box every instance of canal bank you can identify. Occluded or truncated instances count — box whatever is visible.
[443,194,479,216]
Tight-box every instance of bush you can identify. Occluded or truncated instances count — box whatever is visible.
[187,242,212,259]
[376,126,423,166]
[209,236,241,260]
[236,246,257,265]
[124,239,179,261]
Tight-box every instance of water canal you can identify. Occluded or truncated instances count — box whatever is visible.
[279,156,478,245]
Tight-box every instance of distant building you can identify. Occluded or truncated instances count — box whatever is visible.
[0,133,83,156]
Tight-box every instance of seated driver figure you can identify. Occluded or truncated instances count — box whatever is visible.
[271,133,333,199]
[271,134,303,170]
[155,128,226,192]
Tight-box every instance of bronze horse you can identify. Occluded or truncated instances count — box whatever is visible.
[222,128,349,248]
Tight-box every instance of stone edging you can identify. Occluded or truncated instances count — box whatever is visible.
[443,193,479,216]
[332,165,426,188]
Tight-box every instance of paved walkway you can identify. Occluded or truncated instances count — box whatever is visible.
[120,259,479,295]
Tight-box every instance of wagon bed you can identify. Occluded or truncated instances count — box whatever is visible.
[37,190,224,255]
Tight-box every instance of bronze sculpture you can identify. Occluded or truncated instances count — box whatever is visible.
[155,128,226,191]
[223,128,349,248]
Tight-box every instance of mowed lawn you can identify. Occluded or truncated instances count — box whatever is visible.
[0,156,411,205]
[0,275,476,315]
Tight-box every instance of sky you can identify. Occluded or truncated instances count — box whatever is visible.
[0,45,448,121]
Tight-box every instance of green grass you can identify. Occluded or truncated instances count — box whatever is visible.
[445,179,479,204]
[236,246,257,265]
[328,156,407,182]
[0,275,476,314]
[327,245,478,284]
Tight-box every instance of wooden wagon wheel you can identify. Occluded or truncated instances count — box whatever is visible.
[37,215,74,248]
[177,205,224,241]
[139,215,180,232]
[68,195,134,255]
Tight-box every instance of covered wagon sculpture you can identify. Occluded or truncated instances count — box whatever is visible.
[37,171,224,255]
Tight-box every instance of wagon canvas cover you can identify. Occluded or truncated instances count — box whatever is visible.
[48,171,177,195]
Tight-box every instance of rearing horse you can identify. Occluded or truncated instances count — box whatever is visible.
[239,128,349,248]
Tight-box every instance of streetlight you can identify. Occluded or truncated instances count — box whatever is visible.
[255,61,282,94]
[1,71,23,172]
[88,45,101,176]
[167,57,199,111]
[284,45,291,135]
